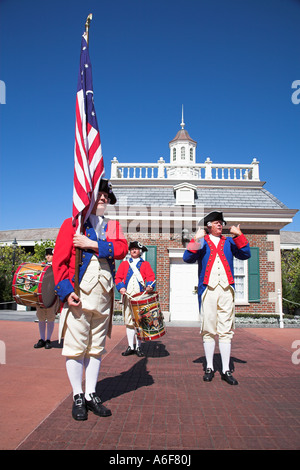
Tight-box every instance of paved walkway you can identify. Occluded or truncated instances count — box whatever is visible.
[0,317,299,451]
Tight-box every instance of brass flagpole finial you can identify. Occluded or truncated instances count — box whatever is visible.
[85,13,93,45]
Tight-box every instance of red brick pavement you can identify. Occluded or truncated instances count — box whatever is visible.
[1,321,300,451]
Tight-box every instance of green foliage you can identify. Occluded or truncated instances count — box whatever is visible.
[30,240,55,263]
[0,245,30,302]
[281,248,300,314]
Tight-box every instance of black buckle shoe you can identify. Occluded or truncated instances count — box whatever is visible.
[45,340,52,349]
[203,368,214,382]
[122,346,135,356]
[221,371,238,385]
[72,394,88,421]
[135,347,145,357]
[86,393,112,417]
[34,339,46,349]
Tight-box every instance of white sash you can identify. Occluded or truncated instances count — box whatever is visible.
[129,259,145,287]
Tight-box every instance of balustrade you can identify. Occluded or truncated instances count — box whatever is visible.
[110,156,260,181]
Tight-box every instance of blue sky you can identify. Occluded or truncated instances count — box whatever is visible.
[0,0,299,232]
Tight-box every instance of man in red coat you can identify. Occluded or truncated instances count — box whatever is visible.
[115,241,156,357]
[52,179,128,421]
[183,211,251,385]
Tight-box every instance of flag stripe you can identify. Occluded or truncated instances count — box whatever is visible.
[75,91,92,190]
[72,32,104,233]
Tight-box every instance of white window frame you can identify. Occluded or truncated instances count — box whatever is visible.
[233,257,249,305]
[173,183,197,206]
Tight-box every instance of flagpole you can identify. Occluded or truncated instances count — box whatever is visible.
[85,13,93,45]
[74,13,93,297]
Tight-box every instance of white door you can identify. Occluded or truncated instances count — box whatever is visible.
[169,258,200,322]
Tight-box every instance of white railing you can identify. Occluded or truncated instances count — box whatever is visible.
[111,156,260,181]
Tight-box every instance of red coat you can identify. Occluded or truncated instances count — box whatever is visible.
[52,217,128,302]
[115,258,156,292]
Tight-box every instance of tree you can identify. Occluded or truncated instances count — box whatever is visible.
[281,248,300,314]
[0,245,30,303]
[30,240,55,263]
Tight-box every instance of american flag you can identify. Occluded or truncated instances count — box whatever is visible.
[72,30,104,233]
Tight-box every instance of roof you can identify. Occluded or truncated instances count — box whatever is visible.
[0,228,59,244]
[169,128,197,145]
[280,231,300,247]
[281,231,300,243]
[112,184,289,210]
[0,185,297,243]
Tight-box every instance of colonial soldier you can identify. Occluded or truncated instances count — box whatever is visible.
[34,247,60,349]
[52,179,128,420]
[115,241,156,357]
[183,211,251,385]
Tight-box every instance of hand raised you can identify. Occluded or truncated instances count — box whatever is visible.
[195,227,206,242]
[230,224,242,236]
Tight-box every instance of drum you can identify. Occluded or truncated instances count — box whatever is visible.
[12,263,56,308]
[129,291,165,341]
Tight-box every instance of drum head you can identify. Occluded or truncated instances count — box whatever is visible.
[41,266,56,308]
[131,291,159,305]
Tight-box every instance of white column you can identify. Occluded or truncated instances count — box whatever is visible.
[204,157,212,179]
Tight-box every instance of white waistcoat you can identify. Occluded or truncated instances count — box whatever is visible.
[207,235,229,289]
[207,253,230,289]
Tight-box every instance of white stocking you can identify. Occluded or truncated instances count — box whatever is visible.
[84,355,102,400]
[219,342,231,374]
[66,357,84,397]
[38,321,46,341]
[126,327,136,349]
[203,340,215,370]
[135,334,141,348]
[46,321,55,340]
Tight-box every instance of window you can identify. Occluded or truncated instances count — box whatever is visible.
[173,148,176,161]
[190,148,193,161]
[233,257,248,304]
[181,146,185,160]
[174,183,197,205]
[177,189,193,204]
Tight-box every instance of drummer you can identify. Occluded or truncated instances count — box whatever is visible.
[115,241,156,357]
[34,247,60,349]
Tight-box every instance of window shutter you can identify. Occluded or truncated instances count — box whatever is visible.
[145,245,157,279]
[248,247,260,302]
[114,259,122,301]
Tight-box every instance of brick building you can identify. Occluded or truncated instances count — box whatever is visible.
[0,114,298,321]
[107,112,298,321]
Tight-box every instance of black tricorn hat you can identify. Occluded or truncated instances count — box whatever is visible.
[98,178,117,205]
[129,241,148,252]
[45,247,54,256]
[200,211,227,226]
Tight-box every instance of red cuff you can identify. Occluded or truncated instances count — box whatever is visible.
[233,233,249,249]
[186,239,201,253]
